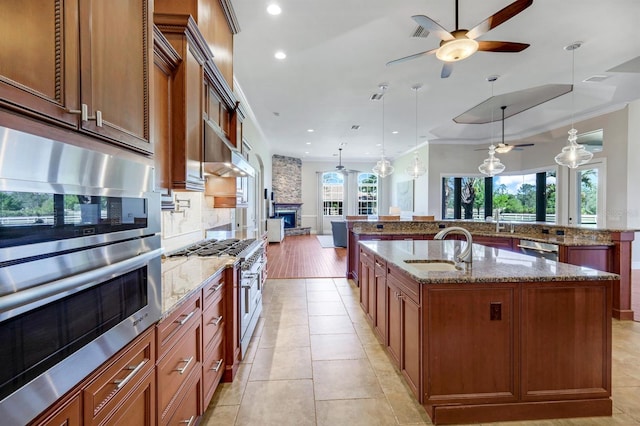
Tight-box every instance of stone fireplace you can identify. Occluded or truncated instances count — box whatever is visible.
[272,155,310,236]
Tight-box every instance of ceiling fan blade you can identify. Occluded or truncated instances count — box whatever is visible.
[411,15,454,41]
[441,62,454,78]
[466,0,533,40]
[386,48,438,66]
[514,143,534,148]
[477,41,530,52]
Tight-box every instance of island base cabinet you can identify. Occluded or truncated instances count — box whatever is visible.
[386,275,421,401]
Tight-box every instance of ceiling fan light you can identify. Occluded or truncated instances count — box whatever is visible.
[494,144,514,154]
[436,38,478,62]
[373,158,394,178]
[554,128,593,168]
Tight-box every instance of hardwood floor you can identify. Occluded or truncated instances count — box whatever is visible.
[266,235,347,279]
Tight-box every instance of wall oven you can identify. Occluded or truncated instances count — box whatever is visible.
[0,127,161,426]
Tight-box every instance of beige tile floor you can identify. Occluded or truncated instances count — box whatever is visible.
[201,278,640,426]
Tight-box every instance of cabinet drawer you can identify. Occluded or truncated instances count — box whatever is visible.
[157,320,201,423]
[157,292,201,356]
[164,370,202,426]
[202,273,224,309]
[360,248,374,265]
[83,327,155,426]
[202,296,224,350]
[202,331,225,405]
[388,268,420,305]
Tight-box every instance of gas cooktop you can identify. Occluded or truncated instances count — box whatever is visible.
[167,238,257,258]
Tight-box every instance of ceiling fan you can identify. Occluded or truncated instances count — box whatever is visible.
[478,105,535,153]
[334,147,359,174]
[387,0,533,78]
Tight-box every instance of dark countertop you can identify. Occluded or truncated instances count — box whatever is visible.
[360,240,619,284]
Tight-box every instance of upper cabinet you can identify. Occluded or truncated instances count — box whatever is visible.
[0,0,153,154]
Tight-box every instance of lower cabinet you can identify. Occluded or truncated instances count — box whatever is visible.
[32,393,82,426]
[359,247,374,316]
[156,292,202,425]
[386,272,422,401]
[373,257,387,343]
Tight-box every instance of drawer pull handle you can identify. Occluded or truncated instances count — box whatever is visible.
[210,316,223,326]
[180,415,195,426]
[175,356,194,375]
[175,310,196,326]
[210,282,223,292]
[113,360,146,389]
[211,359,223,372]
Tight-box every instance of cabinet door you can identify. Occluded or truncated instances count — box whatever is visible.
[386,282,401,367]
[0,0,79,127]
[374,261,387,343]
[563,246,610,272]
[402,295,421,401]
[366,261,376,324]
[359,254,371,314]
[104,371,156,426]
[79,0,151,153]
[32,393,81,426]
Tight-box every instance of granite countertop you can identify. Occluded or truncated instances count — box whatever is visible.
[349,220,632,247]
[360,240,619,284]
[160,255,236,318]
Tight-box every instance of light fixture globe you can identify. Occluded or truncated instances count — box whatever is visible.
[373,158,394,178]
[436,34,479,62]
[554,128,593,168]
[478,145,506,177]
[406,151,427,179]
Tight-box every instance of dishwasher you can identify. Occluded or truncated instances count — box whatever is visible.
[517,239,559,261]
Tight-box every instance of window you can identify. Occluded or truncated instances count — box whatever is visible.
[357,173,378,215]
[322,172,344,216]
[442,170,556,222]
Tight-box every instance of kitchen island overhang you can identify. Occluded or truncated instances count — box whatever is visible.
[358,239,617,425]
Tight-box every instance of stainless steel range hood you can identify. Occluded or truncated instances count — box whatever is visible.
[203,120,255,177]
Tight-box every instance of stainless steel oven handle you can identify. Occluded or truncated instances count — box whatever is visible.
[0,247,163,315]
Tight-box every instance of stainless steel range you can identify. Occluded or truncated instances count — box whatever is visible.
[168,237,265,357]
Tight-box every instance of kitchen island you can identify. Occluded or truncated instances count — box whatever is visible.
[358,239,618,425]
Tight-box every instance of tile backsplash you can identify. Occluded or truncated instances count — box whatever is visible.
[161,192,233,253]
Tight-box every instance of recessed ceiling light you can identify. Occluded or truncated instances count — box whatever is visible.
[306,142,311,145]
[376,143,382,147]
[304,151,309,154]
[392,131,399,134]
[267,4,281,15]
[307,129,314,133]
[274,51,286,60]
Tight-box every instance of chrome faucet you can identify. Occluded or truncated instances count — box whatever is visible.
[433,226,473,265]
[494,208,505,233]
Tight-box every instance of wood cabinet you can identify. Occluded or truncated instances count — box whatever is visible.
[473,235,515,251]
[0,0,152,153]
[201,272,225,404]
[386,268,422,401]
[156,291,202,425]
[359,247,374,316]
[373,256,387,343]
[83,327,156,426]
[154,14,212,192]
[32,393,81,426]
[560,245,611,272]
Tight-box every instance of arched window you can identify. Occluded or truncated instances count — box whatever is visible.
[322,172,344,216]
[357,173,378,215]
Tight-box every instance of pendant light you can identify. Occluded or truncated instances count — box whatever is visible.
[478,76,505,177]
[406,84,427,179]
[555,42,593,168]
[372,84,394,178]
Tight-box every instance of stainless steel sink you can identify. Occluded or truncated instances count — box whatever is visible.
[403,259,462,272]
